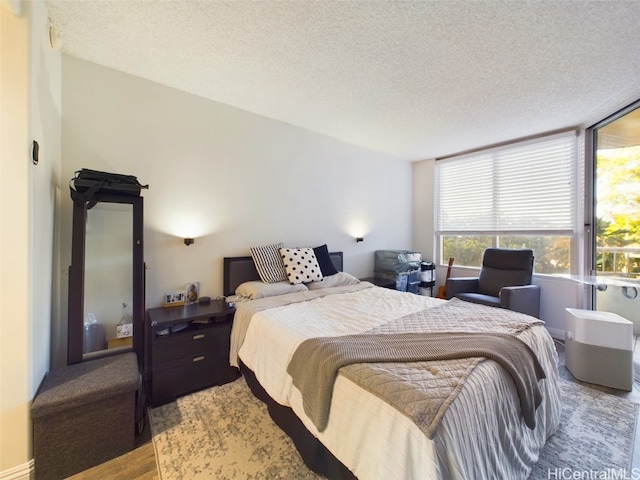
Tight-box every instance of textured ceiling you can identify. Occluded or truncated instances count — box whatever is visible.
[45,0,640,161]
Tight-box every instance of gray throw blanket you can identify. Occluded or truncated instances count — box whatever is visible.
[287,332,546,433]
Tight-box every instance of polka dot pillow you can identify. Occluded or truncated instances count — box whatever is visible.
[279,248,323,285]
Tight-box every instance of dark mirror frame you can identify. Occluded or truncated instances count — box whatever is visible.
[68,192,145,365]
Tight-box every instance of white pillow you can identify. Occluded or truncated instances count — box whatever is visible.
[306,271,360,290]
[250,242,288,283]
[279,247,323,285]
[235,281,308,300]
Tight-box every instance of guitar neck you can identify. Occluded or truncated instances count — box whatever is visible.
[445,257,454,281]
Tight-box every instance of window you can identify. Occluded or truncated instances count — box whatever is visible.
[589,100,640,280]
[435,131,577,274]
[586,99,640,322]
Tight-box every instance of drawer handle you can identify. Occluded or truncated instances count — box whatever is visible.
[192,355,205,362]
[193,334,205,340]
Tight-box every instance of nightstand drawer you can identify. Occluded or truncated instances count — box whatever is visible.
[151,354,238,406]
[154,350,219,370]
[152,323,231,364]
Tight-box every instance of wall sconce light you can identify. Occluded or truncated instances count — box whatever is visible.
[184,238,194,246]
[355,237,364,243]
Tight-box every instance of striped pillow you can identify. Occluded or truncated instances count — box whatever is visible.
[250,242,288,283]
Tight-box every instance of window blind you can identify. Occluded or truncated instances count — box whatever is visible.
[436,132,577,234]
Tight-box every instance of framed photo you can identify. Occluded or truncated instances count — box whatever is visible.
[163,290,185,307]
[185,282,200,304]
[116,323,133,338]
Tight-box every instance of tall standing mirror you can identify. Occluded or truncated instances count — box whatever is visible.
[68,192,145,365]
[84,202,133,354]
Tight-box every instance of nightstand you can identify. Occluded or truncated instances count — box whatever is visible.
[146,300,239,407]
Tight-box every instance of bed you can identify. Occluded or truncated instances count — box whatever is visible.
[224,252,561,479]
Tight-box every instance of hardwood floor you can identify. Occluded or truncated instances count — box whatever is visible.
[67,410,158,480]
[67,441,158,480]
[67,339,640,479]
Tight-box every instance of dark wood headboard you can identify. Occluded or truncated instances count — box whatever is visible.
[223,252,343,297]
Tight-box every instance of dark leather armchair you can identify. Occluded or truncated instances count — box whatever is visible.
[445,248,540,318]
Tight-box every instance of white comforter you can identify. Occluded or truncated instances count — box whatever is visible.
[231,284,560,479]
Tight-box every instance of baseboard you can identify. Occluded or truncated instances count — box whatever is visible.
[0,459,33,480]
[546,326,565,340]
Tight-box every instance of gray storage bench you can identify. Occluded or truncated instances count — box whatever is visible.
[31,352,139,479]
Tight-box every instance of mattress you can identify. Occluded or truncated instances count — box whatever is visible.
[230,283,560,479]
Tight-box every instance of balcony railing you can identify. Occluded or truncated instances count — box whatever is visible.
[596,246,640,279]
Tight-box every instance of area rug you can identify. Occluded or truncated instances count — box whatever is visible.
[149,376,638,479]
[529,378,638,479]
[149,377,322,480]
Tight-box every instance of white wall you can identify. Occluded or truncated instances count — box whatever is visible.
[412,159,436,263]
[0,0,60,476]
[57,55,414,363]
[29,0,61,385]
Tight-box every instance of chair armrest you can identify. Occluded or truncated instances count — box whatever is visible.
[445,277,479,300]
[500,285,541,318]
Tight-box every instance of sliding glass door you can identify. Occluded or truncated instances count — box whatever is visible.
[587,99,640,331]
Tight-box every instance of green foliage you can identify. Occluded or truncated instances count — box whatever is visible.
[595,146,640,277]
[442,236,491,268]
[442,235,571,274]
